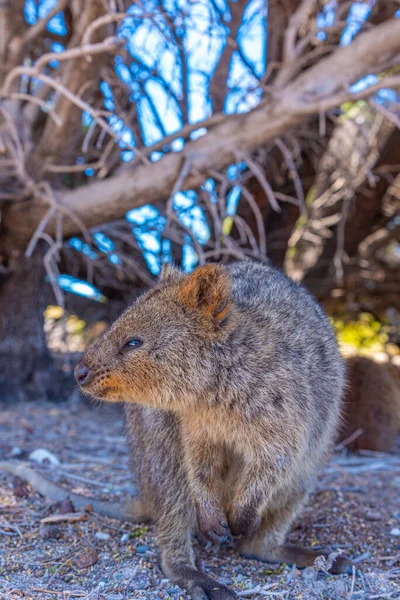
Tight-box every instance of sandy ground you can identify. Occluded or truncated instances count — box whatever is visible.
[0,397,399,600]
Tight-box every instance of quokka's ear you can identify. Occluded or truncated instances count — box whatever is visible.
[159,263,183,283]
[178,264,232,329]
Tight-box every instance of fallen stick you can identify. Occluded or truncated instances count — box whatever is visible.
[40,512,87,524]
[0,461,149,523]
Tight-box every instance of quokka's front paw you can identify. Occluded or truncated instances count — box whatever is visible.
[227,502,261,538]
[196,499,229,544]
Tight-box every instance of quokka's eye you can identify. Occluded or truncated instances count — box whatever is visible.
[122,338,143,350]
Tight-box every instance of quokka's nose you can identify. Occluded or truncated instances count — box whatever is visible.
[74,360,92,386]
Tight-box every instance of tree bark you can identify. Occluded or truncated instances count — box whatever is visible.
[33,0,110,169]
[266,0,301,68]
[0,241,71,402]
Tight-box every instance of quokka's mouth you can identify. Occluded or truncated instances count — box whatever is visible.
[88,384,122,402]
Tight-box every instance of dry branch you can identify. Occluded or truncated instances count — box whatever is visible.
[0,461,148,523]
[6,16,398,242]
[1,0,400,302]
[41,512,87,524]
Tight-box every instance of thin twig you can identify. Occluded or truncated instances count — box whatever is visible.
[348,565,356,600]
[275,138,306,215]
[335,429,364,451]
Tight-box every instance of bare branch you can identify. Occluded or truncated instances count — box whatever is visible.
[275,137,306,214]
[8,92,62,127]
[1,68,148,164]
[35,36,123,71]
[236,151,281,213]
[4,10,400,273]
[359,222,400,258]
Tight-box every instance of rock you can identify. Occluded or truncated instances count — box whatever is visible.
[129,573,150,590]
[57,497,75,514]
[392,513,400,522]
[12,476,29,498]
[29,448,60,465]
[39,525,63,539]
[136,544,148,554]
[112,567,138,580]
[95,531,110,541]
[75,548,99,569]
[302,567,317,581]
[365,509,382,521]
[10,446,23,457]
[390,528,400,536]
[111,568,151,591]
[120,533,129,543]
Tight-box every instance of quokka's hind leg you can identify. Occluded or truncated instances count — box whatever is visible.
[237,491,352,575]
[158,503,236,600]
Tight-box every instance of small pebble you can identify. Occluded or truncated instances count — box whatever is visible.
[302,567,317,581]
[365,509,382,521]
[120,533,129,543]
[129,574,150,590]
[10,446,23,457]
[112,567,138,580]
[75,548,99,569]
[392,513,400,522]
[57,497,75,514]
[29,448,60,465]
[96,531,110,541]
[11,476,29,499]
[39,525,63,540]
[390,528,400,536]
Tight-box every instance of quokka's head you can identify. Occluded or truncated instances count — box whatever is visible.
[74,263,234,409]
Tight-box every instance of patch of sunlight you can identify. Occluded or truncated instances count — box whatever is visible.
[223,216,234,236]
[331,312,390,355]
[44,305,64,320]
[44,306,108,354]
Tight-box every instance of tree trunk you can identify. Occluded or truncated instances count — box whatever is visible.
[0,241,72,403]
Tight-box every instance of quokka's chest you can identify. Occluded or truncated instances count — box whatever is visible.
[181,404,258,449]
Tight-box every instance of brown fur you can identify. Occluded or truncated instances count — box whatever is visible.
[76,261,352,599]
[339,356,400,452]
